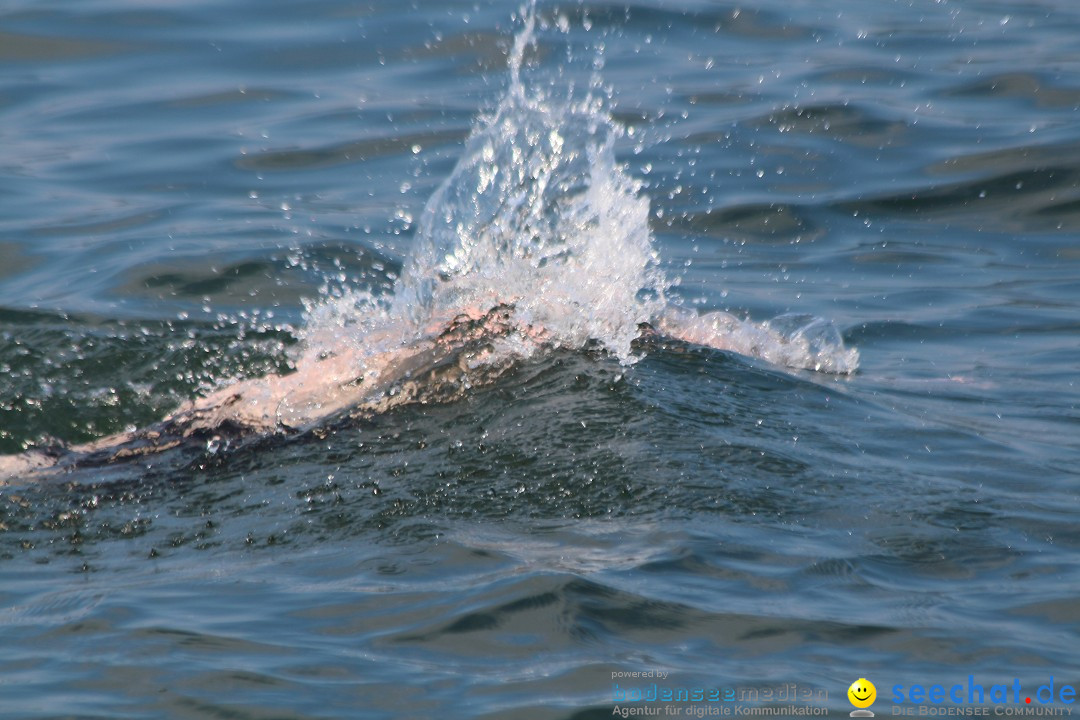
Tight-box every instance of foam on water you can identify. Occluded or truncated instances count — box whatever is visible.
[299,6,857,376]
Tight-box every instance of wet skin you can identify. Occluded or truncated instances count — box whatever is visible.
[0,303,852,482]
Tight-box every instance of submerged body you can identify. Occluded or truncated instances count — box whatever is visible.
[0,303,856,482]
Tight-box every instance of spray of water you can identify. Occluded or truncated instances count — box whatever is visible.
[299,5,857,378]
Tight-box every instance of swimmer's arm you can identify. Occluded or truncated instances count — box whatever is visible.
[0,340,411,480]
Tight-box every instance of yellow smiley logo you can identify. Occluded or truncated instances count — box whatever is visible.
[848,678,877,710]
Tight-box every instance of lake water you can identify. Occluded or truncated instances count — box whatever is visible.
[2,0,1079,718]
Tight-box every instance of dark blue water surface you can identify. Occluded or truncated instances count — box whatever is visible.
[2,1,1079,718]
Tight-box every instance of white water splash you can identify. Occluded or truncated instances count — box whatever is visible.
[395,11,664,362]
[299,7,857,377]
